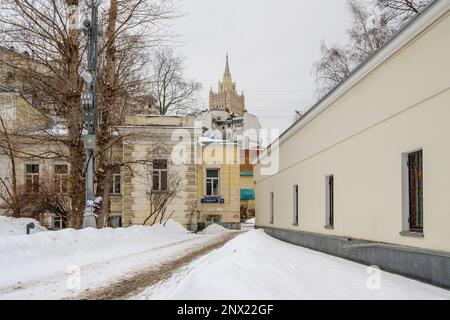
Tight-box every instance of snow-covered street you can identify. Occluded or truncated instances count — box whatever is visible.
[136,230,450,300]
[0,220,238,300]
[1,218,449,300]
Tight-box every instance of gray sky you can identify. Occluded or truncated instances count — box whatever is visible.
[172,0,350,132]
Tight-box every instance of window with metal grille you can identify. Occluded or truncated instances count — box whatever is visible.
[408,150,423,232]
[206,169,220,196]
[270,191,274,224]
[54,164,68,194]
[25,164,40,194]
[152,159,168,192]
[293,185,299,226]
[326,175,334,228]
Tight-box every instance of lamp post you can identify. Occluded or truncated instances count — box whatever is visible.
[82,0,99,229]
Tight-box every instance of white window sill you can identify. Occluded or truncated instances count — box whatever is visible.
[400,231,424,238]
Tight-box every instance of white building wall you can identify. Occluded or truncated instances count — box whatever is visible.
[255,9,450,252]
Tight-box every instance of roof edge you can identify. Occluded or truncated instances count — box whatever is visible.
[259,0,449,160]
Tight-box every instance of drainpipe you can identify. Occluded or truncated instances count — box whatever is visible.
[26,222,35,235]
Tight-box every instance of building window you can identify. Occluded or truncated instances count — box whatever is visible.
[25,164,39,194]
[109,216,122,229]
[293,185,299,226]
[52,215,66,230]
[325,175,334,228]
[111,166,121,195]
[206,215,221,226]
[408,150,423,232]
[270,191,274,224]
[152,159,168,192]
[54,164,68,194]
[206,169,220,196]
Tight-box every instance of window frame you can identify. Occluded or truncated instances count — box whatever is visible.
[407,150,424,233]
[151,159,168,192]
[25,163,40,194]
[293,185,299,226]
[53,163,69,194]
[109,216,122,229]
[111,166,122,195]
[205,168,220,197]
[325,175,334,228]
[270,191,274,224]
[52,215,66,230]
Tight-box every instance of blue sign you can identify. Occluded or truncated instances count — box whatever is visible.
[201,198,225,204]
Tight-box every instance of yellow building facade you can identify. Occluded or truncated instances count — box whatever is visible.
[196,142,241,229]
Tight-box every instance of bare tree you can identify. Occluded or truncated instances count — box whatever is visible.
[378,0,432,25]
[0,116,21,217]
[0,0,178,228]
[143,171,182,226]
[347,0,393,61]
[313,0,431,98]
[149,48,201,115]
[313,42,353,98]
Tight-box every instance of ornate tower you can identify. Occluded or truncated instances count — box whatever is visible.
[209,54,246,116]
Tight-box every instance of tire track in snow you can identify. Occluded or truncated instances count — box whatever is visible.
[75,232,242,300]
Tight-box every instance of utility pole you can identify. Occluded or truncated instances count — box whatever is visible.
[81,0,99,228]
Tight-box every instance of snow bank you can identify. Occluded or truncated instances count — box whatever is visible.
[0,219,191,287]
[148,230,450,300]
[240,218,255,231]
[200,224,229,234]
[0,216,47,236]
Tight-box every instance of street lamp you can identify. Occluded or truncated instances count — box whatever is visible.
[81,0,99,229]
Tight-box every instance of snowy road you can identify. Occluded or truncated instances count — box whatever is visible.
[134,230,450,300]
[0,222,240,300]
[76,232,240,300]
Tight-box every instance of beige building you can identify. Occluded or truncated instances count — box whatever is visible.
[199,55,262,222]
[196,142,241,229]
[115,115,198,228]
[255,0,450,288]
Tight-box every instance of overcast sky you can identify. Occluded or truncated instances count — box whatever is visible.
[172,0,350,132]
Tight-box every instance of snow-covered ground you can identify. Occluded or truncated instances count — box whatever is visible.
[0,216,47,236]
[1,216,448,300]
[200,224,230,234]
[240,218,255,231]
[137,230,450,300]
[0,220,228,299]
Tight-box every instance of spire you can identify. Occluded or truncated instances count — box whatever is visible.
[224,53,230,76]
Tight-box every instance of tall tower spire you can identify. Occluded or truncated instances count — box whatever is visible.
[224,53,230,76]
[210,53,245,116]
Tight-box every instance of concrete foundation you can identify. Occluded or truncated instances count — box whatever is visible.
[259,226,450,289]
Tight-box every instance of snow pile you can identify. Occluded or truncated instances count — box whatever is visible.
[200,224,229,234]
[0,219,191,287]
[0,216,47,236]
[240,218,255,231]
[148,230,450,300]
